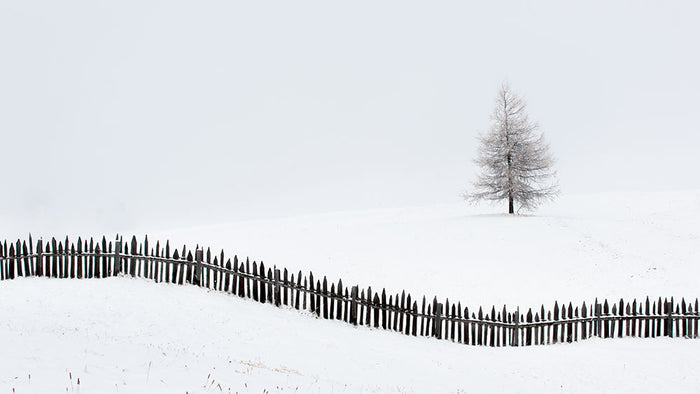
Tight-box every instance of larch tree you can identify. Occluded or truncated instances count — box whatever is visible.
[466,83,558,214]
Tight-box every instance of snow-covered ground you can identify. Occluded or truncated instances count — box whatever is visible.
[2,277,699,394]
[151,190,700,311]
[2,190,700,393]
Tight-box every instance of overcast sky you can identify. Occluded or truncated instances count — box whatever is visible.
[1,1,699,235]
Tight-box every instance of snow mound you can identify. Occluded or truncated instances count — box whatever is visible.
[151,190,700,310]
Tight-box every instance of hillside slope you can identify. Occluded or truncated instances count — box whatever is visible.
[3,190,699,393]
[1,277,699,394]
[152,190,700,310]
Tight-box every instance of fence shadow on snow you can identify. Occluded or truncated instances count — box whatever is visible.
[0,235,698,347]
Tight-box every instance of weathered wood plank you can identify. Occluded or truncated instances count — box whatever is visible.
[260,262,268,302]
[283,268,289,306]
[455,302,462,343]
[244,258,251,298]
[552,301,559,343]
[695,299,699,339]
[302,277,308,311]
[366,287,373,327]
[632,299,639,337]
[295,271,303,310]
[673,298,679,337]
[0,243,4,281]
[35,239,43,277]
[0,240,5,280]
[426,305,433,337]
[177,250,186,285]
[267,266,274,303]
[489,306,496,347]
[186,250,194,285]
[500,306,507,346]
[315,280,321,317]
[218,250,225,291]
[381,289,387,329]
[323,277,329,319]
[75,238,84,279]
[411,301,418,336]
[470,310,477,345]
[526,309,533,346]
[511,309,519,346]
[450,301,457,342]
[274,268,281,307]
[234,256,243,297]
[373,293,380,328]
[63,236,70,278]
[337,279,344,321]
[252,262,260,302]
[400,291,406,334]
[309,273,316,313]
[162,241,171,283]
[329,283,336,319]
[224,259,232,292]
[476,307,486,345]
[8,242,15,279]
[420,296,426,337]
[69,243,76,279]
[388,294,394,331]
[128,236,136,277]
[51,238,59,278]
[359,289,365,326]
[57,240,64,279]
[22,240,31,277]
[0,242,5,281]
[350,286,359,325]
[434,298,443,339]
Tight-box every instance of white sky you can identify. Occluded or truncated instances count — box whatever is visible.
[1,1,699,234]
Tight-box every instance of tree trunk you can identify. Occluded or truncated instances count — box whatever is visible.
[508,195,514,214]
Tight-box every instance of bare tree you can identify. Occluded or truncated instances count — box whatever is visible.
[466,83,558,214]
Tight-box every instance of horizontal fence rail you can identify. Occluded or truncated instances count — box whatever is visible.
[1,235,698,347]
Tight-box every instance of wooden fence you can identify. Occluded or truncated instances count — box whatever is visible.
[1,235,698,347]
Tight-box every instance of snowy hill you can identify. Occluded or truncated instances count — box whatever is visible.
[2,277,699,394]
[2,190,700,393]
[150,190,700,311]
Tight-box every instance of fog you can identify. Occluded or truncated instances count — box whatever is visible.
[1,1,698,236]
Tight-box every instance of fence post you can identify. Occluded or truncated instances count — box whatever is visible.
[350,286,359,325]
[195,249,204,286]
[114,239,122,276]
[434,302,443,339]
[0,242,4,281]
[513,308,520,347]
[274,268,281,307]
[36,239,43,277]
[667,300,673,338]
[129,236,137,277]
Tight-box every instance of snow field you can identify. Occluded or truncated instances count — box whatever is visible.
[3,190,700,393]
[150,191,700,311]
[1,277,700,394]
